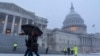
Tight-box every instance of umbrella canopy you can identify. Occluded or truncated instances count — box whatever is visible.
[21,24,43,36]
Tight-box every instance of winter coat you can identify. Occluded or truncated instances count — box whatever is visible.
[30,43,38,52]
[25,39,31,48]
[73,47,78,55]
[30,36,39,52]
[67,47,71,55]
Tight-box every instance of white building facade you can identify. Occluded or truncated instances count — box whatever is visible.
[0,2,100,54]
[0,2,47,35]
[0,2,48,48]
[44,3,100,53]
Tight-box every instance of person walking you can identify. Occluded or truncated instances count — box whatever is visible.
[29,32,40,56]
[73,46,78,56]
[21,24,43,56]
[45,46,49,54]
[24,38,33,56]
[13,42,17,51]
[71,47,74,55]
[63,48,67,55]
[67,47,71,55]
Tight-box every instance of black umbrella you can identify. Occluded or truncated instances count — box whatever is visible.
[21,24,43,36]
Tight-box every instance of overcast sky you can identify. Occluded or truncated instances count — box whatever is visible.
[0,0,100,33]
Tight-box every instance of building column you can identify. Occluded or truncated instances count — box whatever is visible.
[3,14,8,34]
[26,19,29,24]
[11,16,16,34]
[18,17,22,33]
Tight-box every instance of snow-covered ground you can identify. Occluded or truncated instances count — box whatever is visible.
[0,54,100,56]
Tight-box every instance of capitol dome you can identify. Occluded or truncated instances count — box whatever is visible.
[62,3,87,34]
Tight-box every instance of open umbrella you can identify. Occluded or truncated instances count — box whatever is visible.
[21,24,43,36]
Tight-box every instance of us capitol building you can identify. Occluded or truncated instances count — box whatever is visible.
[0,2,100,53]
[43,3,100,53]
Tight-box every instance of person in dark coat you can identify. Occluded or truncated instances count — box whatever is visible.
[45,46,49,54]
[22,25,42,56]
[67,47,71,55]
[29,32,40,56]
[63,48,67,55]
[13,42,18,51]
[24,38,33,56]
